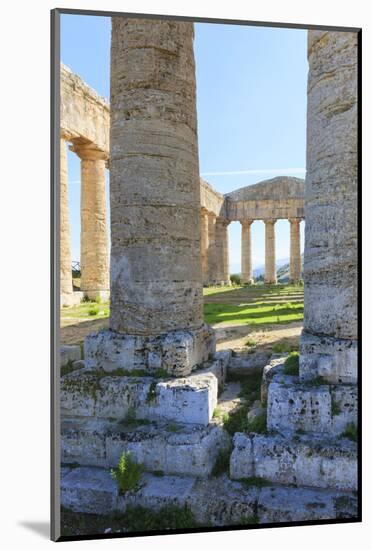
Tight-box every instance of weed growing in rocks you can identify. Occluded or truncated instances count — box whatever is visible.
[341,423,357,442]
[283,351,299,375]
[110,452,144,494]
[211,447,231,477]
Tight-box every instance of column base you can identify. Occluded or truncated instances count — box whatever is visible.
[241,278,254,285]
[61,291,84,307]
[82,290,110,302]
[84,323,216,377]
[264,278,277,285]
[299,331,357,384]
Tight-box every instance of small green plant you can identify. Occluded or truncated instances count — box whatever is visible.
[213,407,223,419]
[306,376,327,387]
[283,351,299,375]
[341,423,357,442]
[245,338,257,348]
[61,360,75,377]
[247,409,267,434]
[95,294,102,304]
[211,447,231,477]
[240,476,270,488]
[237,514,259,525]
[223,406,249,435]
[272,341,293,353]
[230,273,241,285]
[110,452,144,494]
[167,423,180,432]
[331,399,342,416]
[88,306,99,316]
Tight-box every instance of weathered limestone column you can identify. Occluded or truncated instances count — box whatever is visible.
[241,220,253,284]
[73,143,109,301]
[60,137,73,299]
[207,213,217,285]
[289,218,301,283]
[217,218,230,285]
[264,219,277,284]
[200,209,209,285]
[85,18,215,376]
[300,30,358,384]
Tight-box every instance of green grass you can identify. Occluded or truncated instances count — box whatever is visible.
[61,300,109,319]
[239,476,271,488]
[283,351,300,375]
[204,301,303,326]
[211,447,231,477]
[341,423,357,442]
[61,504,199,536]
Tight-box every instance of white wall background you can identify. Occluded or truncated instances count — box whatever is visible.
[0,1,368,548]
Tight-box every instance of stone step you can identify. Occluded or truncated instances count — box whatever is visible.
[61,467,358,526]
[267,374,357,435]
[230,432,357,490]
[61,417,231,478]
[228,352,271,379]
[61,353,229,426]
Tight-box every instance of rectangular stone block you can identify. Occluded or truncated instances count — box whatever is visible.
[267,376,357,435]
[61,467,118,514]
[230,432,357,490]
[61,368,218,426]
[61,418,231,477]
[300,331,357,384]
[60,345,81,367]
[84,324,216,377]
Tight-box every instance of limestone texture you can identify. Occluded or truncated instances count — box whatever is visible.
[110,18,204,335]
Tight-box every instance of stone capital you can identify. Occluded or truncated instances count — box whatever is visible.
[265,218,277,226]
[241,219,253,228]
[288,217,301,225]
[71,142,108,162]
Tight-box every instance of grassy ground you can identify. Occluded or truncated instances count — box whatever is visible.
[60,284,304,346]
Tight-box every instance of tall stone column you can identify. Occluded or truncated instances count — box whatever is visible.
[85,18,215,376]
[289,218,301,283]
[207,213,217,285]
[241,220,253,284]
[216,218,230,285]
[200,209,209,285]
[60,137,73,299]
[73,143,109,301]
[300,30,358,384]
[264,219,277,284]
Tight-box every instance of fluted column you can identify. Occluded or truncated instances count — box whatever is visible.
[200,209,209,285]
[289,218,301,283]
[73,143,109,301]
[264,219,277,284]
[241,220,253,284]
[207,213,217,285]
[218,218,230,285]
[60,137,73,297]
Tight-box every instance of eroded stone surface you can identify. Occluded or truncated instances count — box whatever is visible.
[62,417,230,477]
[267,376,357,434]
[61,467,357,524]
[230,432,357,490]
[60,345,81,367]
[61,366,219,426]
[84,325,216,377]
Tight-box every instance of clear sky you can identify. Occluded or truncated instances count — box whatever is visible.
[61,14,307,273]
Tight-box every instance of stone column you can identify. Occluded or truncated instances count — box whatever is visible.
[216,218,230,285]
[264,219,277,284]
[300,30,358,384]
[207,213,217,285]
[84,18,215,376]
[241,220,253,284]
[289,218,301,283]
[73,143,109,301]
[200,209,209,285]
[60,137,73,299]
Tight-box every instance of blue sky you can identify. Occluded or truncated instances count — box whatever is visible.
[61,14,307,273]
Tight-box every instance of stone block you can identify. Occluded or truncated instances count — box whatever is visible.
[62,418,231,477]
[60,345,81,367]
[61,467,118,514]
[61,368,218,425]
[61,467,357,524]
[300,331,357,384]
[84,324,215,377]
[267,376,357,434]
[230,432,357,490]
[228,352,271,378]
[260,356,286,405]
